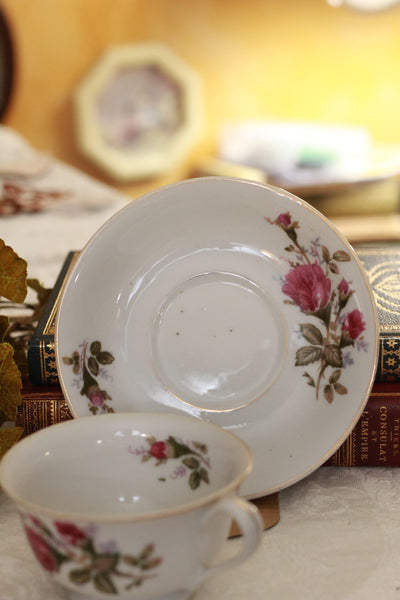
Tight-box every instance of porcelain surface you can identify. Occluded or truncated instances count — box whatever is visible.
[0,412,261,600]
[55,177,379,498]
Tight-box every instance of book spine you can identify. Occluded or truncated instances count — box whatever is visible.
[326,383,400,466]
[28,251,78,385]
[15,384,72,437]
[376,337,400,382]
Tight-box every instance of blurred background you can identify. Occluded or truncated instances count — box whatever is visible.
[2,0,400,229]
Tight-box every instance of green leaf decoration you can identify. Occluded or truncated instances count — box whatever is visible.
[323,344,343,368]
[69,568,92,585]
[0,239,27,303]
[300,323,323,345]
[96,351,114,365]
[189,470,201,490]
[123,554,140,567]
[324,384,334,404]
[334,382,348,395]
[295,346,323,366]
[303,372,316,387]
[90,341,101,356]
[92,553,119,573]
[328,262,339,275]
[322,245,331,263]
[88,355,99,376]
[332,250,351,262]
[329,369,341,384]
[139,544,155,561]
[167,436,194,458]
[199,467,210,484]
[182,456,200,469]
[94,572,118,595]
[340,330,354,348]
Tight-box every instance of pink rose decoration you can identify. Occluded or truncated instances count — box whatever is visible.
[150,441,168,459]
[282,263,331,312]
[88,389,105,407]
[24,526,59,572]
[55,521,87,545]
[277,212,291,228]
[338,278,349,295]
[343,309,366,340]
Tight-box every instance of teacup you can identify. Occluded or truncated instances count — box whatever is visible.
[0,412,262,600]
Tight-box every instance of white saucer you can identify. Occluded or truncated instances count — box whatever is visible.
[55,177,378,498]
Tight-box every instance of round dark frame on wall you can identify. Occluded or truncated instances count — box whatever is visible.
[0,4,14,120]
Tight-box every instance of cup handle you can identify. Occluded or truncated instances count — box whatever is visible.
[198,496,263,584]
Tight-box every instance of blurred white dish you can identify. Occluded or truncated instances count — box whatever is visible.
[55,177,378,498]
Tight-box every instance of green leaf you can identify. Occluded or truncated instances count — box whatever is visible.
[97,351,114,365]
[322,245,331,263]
[329,369,341,384]
[334,382,348,395]
[323,344,343,368]
[92,553,119,573]
[167,436,194,458]
[183,456,200,469]
[189,470,201,490]
[123,554,139,567]
[88,356,99,376]
[303,372,316,387]
[295,346,323,366]
[333,250,351,262]
[199,467,210,484]
[300,323,323,345]
[94,572,118,595]
[328,262,339,275]
[324,384,334,404]
[90,341,101,356]
[69,568,92,585]
[340,330,354,348]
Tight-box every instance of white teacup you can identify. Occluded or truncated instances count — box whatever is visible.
[0,412,262,600]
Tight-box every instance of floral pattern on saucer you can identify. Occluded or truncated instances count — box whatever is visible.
[21,513,162,595]
[266,212,368,403]
[129,436,210,490]
[62,340,115,414]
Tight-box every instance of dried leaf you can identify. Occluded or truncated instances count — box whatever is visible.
[0,240,27,303]
[0,315,9,342]
[0,342,22,420]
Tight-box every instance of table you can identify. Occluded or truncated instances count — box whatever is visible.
[2,127,400,599]
[3,467,400,599]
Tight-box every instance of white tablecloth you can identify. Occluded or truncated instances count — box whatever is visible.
[2,127,400,600]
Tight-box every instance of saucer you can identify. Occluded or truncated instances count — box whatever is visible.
[55,177,378,498]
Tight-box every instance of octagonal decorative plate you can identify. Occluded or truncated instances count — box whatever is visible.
[55,177,379,498]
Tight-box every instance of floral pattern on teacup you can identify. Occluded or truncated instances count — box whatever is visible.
[21,513,162,595]
[266,212,368,403]
[62,340,115,414]
[129,435,210,490]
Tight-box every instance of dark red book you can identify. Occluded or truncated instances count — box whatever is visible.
[326,382,400,466]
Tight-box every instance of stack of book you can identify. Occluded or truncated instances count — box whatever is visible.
[16,244,400,468]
